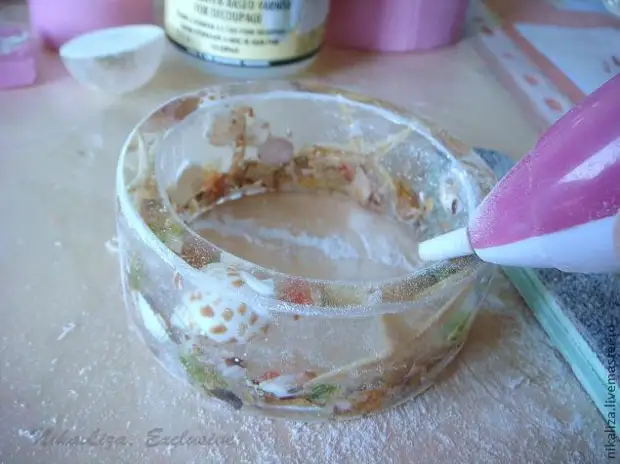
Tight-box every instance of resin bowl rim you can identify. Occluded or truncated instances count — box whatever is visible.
[116,80,497,316]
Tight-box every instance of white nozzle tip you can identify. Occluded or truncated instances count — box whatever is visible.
[418,227,474,262]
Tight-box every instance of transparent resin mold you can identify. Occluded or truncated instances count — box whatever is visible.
[116,81,498,421]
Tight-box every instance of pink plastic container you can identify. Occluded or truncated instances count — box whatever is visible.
[29,0,154,49]
[0,25,38,89]
[325,0,470,52]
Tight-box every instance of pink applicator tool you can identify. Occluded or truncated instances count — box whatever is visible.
[419,74,620,274]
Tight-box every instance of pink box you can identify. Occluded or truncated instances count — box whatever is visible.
[29,0,154,49]
[325,0,471,52]
[0,25,38,89]
[471,0,620,129]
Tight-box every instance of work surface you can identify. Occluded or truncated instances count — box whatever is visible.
[0,34,609,463]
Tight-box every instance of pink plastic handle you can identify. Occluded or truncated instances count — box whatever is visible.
[0,25,38,89]
[469,73,620,249]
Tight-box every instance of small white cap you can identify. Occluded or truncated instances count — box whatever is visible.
[418,227,474,262]
[59,25,165,95]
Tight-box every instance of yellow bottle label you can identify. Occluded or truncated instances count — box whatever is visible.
[164,0,329,66]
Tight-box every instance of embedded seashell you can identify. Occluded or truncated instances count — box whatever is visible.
[439,175,461,215]
[133,292,169,343]
[171,263,274,344]
[258,136,294,166]
[169,304,195,333]
[349,166,373,205]
[197,262,275,297]
[168,164,205,207]
[219,252,253,271]
[239,270,275,296]
[176,289,270,344]
[208,110,247,146]
[241,145,259,162]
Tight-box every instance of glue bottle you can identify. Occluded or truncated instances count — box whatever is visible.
[163,0,330,78]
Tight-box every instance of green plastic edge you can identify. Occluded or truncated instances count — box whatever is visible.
[503,266,619,436]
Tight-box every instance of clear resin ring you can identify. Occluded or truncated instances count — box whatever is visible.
[115,81,498,421]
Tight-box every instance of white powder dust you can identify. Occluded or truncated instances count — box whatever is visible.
[193,215,361,262]
[192,191,421,280]
[56,323,76,341]
[1,276,608,464]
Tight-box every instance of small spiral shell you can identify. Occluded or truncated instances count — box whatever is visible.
[171,263,274,344]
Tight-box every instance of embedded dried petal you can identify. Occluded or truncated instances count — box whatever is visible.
[174,97,201,121]
[337,163,355,182]
[203,170,224,191]
[321,285,381,306]
[243,161,273,185]
[424,197,434,213]
[280,279,314,304]
[208,110,247,146]
[350,388,388,414]
[258,136,294,166]
[257,371,281,382]
[231,106,253,119]
[396,181,422,221]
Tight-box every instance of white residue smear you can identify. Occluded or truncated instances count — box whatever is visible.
[192,192,421,280]
[195,215,360,261]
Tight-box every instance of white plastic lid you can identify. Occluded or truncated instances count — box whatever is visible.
[59,24,164,60]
